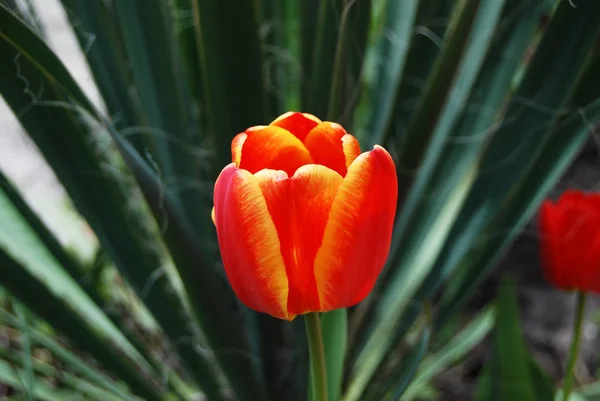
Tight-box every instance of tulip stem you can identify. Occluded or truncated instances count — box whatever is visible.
[562,290,586,401]
[305,313,328,401]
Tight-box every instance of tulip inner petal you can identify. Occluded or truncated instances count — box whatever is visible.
[304,122,361,177]
[270,111,321,142]
[232,126,313,177]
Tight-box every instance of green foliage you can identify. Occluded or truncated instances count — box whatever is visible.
[1,0,599,400]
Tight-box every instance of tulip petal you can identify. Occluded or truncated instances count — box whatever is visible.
[539,201,568,289]
[213,164,292,320]
[314,146,397,310]
[289,165,343,314]
[304,122,361,177]
[270,111,321,142]
[232,126,313,177]
[256,165,343,314]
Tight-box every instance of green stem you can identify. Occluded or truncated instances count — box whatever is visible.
[305,313,328,401]
[562,291,586,401]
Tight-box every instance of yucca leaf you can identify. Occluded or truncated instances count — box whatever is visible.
[345,1,513,397]
[362,0,420,147]
[100,115,270,401]
[173,0,205,117]
[402,305,495,400]
[59,0,144,145]
[362,312,431,401]
[0,308,133,400]
[0,359,101,401]
[343,165,476,401]
[110,0,207,229]
[398,0,554,313]
[374,0,454,149]
[0,6,225,399]
[488,281,536,401]
[0,205,164,400]
[438,0,600,322]
[327,0,370,124]
[193,0,268,171]
[0,172,192,400]
[0,347,131,401]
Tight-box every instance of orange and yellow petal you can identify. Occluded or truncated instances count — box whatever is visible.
[232,126,313,177]
[213,164,292,320]
[313,146,397,310]
[304,122,361,177]
[287,165,343,314]
[270,112,321,142]
[256,165,343,315]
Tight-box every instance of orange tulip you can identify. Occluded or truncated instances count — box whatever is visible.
[212,112,397,320]
[539,190,600,293]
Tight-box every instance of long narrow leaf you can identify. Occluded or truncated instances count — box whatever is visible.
[0,6,226,399]
[438,0,600,322]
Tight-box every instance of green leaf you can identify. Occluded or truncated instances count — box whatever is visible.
[0,346,131,401]
[327,0,371,123]
[374,0,454,149]
[343,165,476,401]
[362,0,420,146]
[193,0,268,171]
[303,0,343,118]
[363,316,431,401]
[490,280,536,401]
[438,0,600,322]
[101,116,267,401]
[0,196,164,400]
[0,308,133,400]
[529,357,555,401]
[402,305,495,400]
[405,0,554,308]
[110,0,205,228]
[0,359,97,401]
[0,6,226,399]
[321,309,348,401]
[59,0,143,140]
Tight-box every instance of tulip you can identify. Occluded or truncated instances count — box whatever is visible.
[538,189,600,401]
[538,190,600,293]
[212,112,397,320]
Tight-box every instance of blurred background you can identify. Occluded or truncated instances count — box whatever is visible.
[1,0,600,400]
